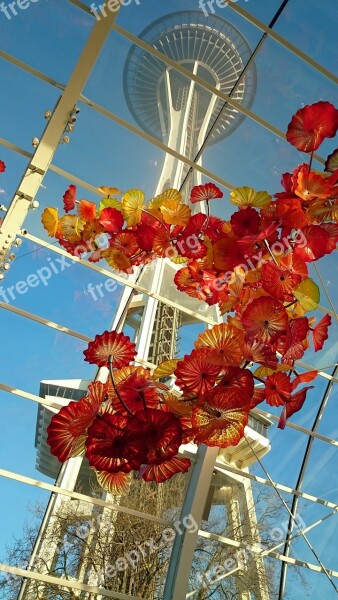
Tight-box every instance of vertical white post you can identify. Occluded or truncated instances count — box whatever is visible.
[163,445,219,600]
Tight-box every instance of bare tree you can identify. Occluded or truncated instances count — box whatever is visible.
[0,474,309,599]
[188,477,309,600]
[0,473,186,600]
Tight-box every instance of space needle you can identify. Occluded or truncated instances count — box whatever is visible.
[117,10,257,365]
[28,11,271,600]
[124,11,256,197]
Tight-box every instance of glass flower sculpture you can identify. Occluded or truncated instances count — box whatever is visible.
[38,101,338,493]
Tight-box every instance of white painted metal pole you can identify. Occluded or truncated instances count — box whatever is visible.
[163,444,219,600]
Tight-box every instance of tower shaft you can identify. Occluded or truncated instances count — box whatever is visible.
[155,61,219,198]
[25,12,272,600]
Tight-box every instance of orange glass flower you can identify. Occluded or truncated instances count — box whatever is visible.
[84,330,136,368]
[261,262,302,301]
[192,386,251,448]
[47,382,106,462]
[195,323,244,366]
[174,348,222,395]
[242,297,288,343]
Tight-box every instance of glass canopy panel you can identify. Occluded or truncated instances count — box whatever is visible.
[189,531,284,598]
[0,480,50,567]
[316,384,338,439]
[0,59,61,152]
[0,0,93,82]
[251,36,337,139]
[274,0,338,75]
[200,111,303,192]
[0,310,94,395]
[228,0,283,25]
[114,0,263,46]
[284,564,338,600]
[261,492,338,589]
[250,423,309,489]
[300,438,338,503]
[198,468,293,540]
[1,237,126,338]
[0,389,58,479]
[51,101,167,199]
[83,20,260,173]
[306,521,338,578]
[308,254,338,315]
[289,508,338,579]
[0,311,93,491]
[0,486,176,597]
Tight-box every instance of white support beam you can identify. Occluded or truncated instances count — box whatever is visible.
[197,530,338,578]
[214,462,338,511]
[0,6,119,267]
[0,562,144,600]
[163,444,219,600]
[0,467,173,526]
[23,233,219,326]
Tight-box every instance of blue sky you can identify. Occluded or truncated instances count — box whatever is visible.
[0,0,338,596]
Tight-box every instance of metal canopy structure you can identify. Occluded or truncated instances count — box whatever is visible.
[0,1,338,599]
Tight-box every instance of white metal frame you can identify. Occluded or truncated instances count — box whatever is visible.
[1,1,338,598]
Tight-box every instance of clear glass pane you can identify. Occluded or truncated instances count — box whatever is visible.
[2,237,126,338]
[250,423,308,489]
[0,310,94,395]
[0,61,61,151]
[252,36,337,150]
[301,438,338,502]
[0,0,93,81]
[274,0,338,75]
[0,479,50,567]
[284,564,338,600]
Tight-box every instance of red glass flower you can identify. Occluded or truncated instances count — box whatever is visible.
[190,183,223,204]
[84,330,136,368]
[192,386,251,447]
[286,101,338,152]
[129,409,182,465]
[47,381,106,462]
[63,184,77,212]
[174,348,221,395]
[86,412,144,473]
[312,314,331,352]
[242,297,288,343]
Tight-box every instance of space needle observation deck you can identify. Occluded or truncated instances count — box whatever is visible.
[123,10,257,195]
